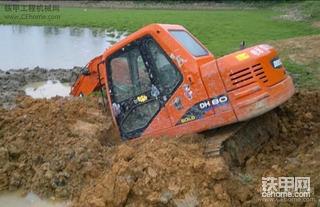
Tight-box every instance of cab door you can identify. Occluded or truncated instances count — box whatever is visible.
[106,36,182,139]
[163,30,211,126]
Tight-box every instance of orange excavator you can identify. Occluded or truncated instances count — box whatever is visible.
[71,24,294,158]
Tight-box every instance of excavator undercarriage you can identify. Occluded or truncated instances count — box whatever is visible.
[203,111,279,166]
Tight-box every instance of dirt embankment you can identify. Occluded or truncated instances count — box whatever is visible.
[0,67,79,109]
[0,90,319,206]
[240,90,320,206]
[0,96,119,199]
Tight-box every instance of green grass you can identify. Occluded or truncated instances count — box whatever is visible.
[1,6,320,57]
[284,60,320,89]
[288,0,320,21]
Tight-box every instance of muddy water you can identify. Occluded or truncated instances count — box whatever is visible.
[0,25,126,70]
[23,80,71,98]
[0,192,68,207]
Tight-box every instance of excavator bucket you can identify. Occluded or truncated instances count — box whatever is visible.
[70,55,104,96]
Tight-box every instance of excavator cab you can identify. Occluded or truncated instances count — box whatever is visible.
[71,24,295,141]
[106,36,182,138]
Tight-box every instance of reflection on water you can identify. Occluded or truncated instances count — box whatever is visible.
[24,80,71,99]
[0,192,68,207]
[0,25,127,70]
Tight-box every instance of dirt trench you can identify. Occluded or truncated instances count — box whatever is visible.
[0,89,319,207]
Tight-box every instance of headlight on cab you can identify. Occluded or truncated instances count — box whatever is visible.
[271,57,283,69]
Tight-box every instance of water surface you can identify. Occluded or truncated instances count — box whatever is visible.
[23,80,71,98]
[0,25,126,70]
[0,192,68,207]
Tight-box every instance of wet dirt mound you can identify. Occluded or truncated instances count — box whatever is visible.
[232,90,320,206]
[0,96,118,199]
[73,135,233,207]
[0,90,319,206]
[72,90,320,207]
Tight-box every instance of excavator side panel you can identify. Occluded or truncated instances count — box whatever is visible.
[141,26,235,138]
[199,60,234,115]
[217,45,295,121]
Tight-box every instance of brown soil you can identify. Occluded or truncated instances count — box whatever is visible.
[0,96,119,199]
[73,136,232,207]
[271,35,320,65]
[72,90,320,207]
[239,90,320,206]
[1,90,319,206]
[312,21,320,29]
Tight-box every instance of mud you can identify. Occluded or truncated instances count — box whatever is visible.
[235,90,320,206]
[0,96,120,200]
[72,91,320,207]
[0,67,79,108]
[0,90,319,206]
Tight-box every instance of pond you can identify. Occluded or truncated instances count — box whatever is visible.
[23,80,71,98]
[0,25,127,70]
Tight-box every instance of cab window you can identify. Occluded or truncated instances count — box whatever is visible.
[110,47,151,103]
[144,38,182,96]
[170,30,208,57]
[107,36,182,139]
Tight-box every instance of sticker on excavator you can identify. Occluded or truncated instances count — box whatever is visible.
[137,95,148,103]
[180,115,196,124]
[176,94,229,125]
[236,53,250,61]
[199,95,228,111]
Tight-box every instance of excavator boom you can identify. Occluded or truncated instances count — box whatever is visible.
[70,55,105,96]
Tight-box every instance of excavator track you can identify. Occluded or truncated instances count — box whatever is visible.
[203,111,280,166]
[203,122,246,157]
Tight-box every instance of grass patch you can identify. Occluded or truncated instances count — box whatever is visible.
[285,60,320,89]
[298,1,320,20]
[0,6,319,57]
